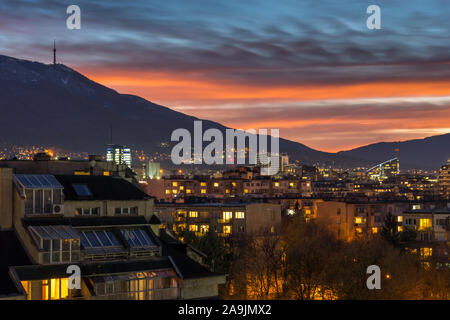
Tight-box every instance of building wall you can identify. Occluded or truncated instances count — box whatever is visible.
[181,275,226,299]
[316,201,352,241]
[0,168,13,229]
[63,199,154,220]
[245,203,281,235]
[13,188,40,264]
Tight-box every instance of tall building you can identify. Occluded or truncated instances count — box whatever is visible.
[106,144,131,168]
[438,159,450,199]
[147,161,161,179]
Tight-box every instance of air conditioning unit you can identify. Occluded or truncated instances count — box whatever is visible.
[52,204,64,214]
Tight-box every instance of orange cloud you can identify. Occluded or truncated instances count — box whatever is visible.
[82,68,450,103]
[78,67,450,151]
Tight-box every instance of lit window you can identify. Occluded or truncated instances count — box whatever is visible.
[179,186,184,190]
[355,217,363,224]
[201,189,206,194]
[200,225,209,234]
[355,227,363,234]
[235,211,245,219]
[372,227,378,234]
[200,182,206,187]
[398,226,403,232]
[420,247,432,258]
[74,171,90,176]
[213,182,219,187]
[397,216,403,222]
[172,182,178,187]
[419,219,432,230]
[172,189,178,194]
[165,189,170,194]
[186,189,191,194]
[225,189,230,194]
[274,182,280,187]
[189,211,198,218]
[244,189,248,193]
[223,226,231,234]
[223,211,233,221]
[189,225,198,232]
[232,182,236,187]
[289,182,295,187]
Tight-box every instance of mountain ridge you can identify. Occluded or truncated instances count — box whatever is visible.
[0,54,448,169]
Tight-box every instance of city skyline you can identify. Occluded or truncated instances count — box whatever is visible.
[1,0,450,152]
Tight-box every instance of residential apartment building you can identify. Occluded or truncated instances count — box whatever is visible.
[399,205,450,263]
[154,202,281,241]
[0,167,225,300]
[316,200,410,241]
[146,176,311,201]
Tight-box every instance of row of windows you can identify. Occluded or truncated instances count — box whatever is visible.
[75,207,139,216]
[178,210,245,220]
[223,211,245,220]
[186,224,246,234]
[25,188,63,214]
[95,277,177,297]
[21,278,70,300]
[404,218,432,229]
[75,207,100,216]
[115,207,138,215]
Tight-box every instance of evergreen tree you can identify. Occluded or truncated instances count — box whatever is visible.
[381,212,399,246]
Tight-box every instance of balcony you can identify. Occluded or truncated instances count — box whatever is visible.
[87,287,180,300]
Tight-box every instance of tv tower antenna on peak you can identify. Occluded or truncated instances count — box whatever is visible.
[53,40,56,65]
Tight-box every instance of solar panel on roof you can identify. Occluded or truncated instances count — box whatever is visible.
[14,174,63,189]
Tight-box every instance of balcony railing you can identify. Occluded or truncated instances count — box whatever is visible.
[85,287,179,300]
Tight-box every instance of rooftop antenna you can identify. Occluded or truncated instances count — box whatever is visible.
[53,40,56,65]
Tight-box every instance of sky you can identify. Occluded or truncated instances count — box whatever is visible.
[1,0,450,152]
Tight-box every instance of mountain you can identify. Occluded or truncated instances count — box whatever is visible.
[0,54,361,167]
[0,54,447,170]
[338,134,450,169]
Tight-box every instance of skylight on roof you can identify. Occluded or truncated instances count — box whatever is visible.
[72,184,92,196]
[120,229,156,248]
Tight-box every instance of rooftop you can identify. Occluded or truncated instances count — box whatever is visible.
[55,175,150,201]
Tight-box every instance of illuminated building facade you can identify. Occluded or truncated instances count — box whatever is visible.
[367,158,400,181]
[438,159,450,199]
[146,162,161,180]
[154,203,281,241]
[106,144,132,168]
[399,205,450,262]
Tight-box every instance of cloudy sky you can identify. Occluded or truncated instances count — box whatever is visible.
[1,0,450,152]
